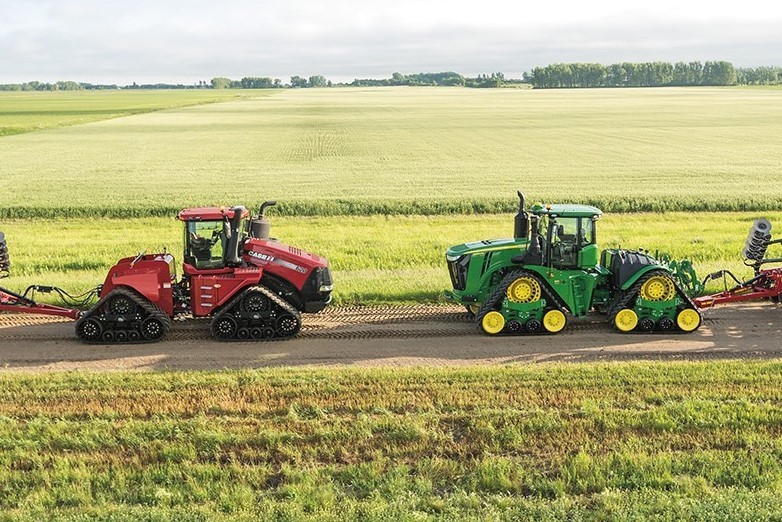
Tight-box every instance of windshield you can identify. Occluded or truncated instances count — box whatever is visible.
[185,220,226,269]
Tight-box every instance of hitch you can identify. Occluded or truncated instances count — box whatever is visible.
[0,232,86,320]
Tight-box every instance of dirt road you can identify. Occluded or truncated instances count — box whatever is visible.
[0,303,779,372]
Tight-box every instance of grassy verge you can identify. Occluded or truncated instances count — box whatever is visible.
[1,361,782,520]
[1,212,779,305]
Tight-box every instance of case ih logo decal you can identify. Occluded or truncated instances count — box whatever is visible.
[248,251,308,274]
[248,251,275,263]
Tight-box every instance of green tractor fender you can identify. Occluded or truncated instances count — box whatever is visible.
[619,264,668,291]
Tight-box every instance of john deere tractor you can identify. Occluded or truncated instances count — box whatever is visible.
[445,192,702,335]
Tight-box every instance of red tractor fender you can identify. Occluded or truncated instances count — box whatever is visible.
[101,254,176,316]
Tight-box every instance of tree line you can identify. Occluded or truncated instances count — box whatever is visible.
[524,61,781,88]
[2,62,780,92]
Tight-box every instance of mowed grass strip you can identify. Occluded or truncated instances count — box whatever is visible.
[1,362,782,519]
[0,89,257,137]
[1,87,782,217]
[1,212,780,305]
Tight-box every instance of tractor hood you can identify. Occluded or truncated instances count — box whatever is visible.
[446,238,527,260]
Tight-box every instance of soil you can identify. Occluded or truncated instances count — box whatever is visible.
[0,303,779,372]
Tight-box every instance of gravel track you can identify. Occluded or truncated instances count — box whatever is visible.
[0,303,778,371]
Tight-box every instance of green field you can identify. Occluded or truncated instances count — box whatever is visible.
[0,89,250,137]
[1,362,782,520]
[2,211,779,305]
[1,87,781,218]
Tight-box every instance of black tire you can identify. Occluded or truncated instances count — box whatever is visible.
[114,331,128,343]
[657,317,674,331]
[507,320,523,334]
[77,318,103,342]
[525,319,542,333]
[275,313,301,337]
[211,315,238,340]
[237,328,251,340]
[639,317,655,332]
[141,316,166,341]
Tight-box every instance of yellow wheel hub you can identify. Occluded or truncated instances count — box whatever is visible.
[506,276,542,303]
[614,308,639,332]
[640,275,676,301]
[481,311,506,335]
[676,308,701,332]
[542,309,566,333]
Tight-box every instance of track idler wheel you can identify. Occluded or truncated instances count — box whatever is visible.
[141,316,167,341]
[211,315,238,340]
[614,308,638,332]
[542,309,567,334]
[275,313,302,338]
[77,318,103,342]
[480,311,505,335]
[676,308,701,332]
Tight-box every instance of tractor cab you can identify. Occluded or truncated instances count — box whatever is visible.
[178,207,250,270]
[526,203,602,270]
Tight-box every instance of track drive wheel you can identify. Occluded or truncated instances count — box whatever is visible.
[506,276,542,303]
[542,309,567,334]
[640,275,676,302]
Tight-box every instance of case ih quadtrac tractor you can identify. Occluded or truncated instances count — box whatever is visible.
[445,193,703,335]
[0,202,333,343]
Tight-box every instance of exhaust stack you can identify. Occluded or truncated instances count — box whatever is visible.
[513,191,529,239]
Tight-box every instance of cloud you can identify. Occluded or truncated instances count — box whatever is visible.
[0,0,780,83]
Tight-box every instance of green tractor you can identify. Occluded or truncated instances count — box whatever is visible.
[445,192,702,335]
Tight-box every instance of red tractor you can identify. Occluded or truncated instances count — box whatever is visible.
[0,202,332,343]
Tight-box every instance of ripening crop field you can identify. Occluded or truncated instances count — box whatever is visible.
[1,87,781,218]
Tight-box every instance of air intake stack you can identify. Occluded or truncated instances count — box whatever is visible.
[250,201,277,240]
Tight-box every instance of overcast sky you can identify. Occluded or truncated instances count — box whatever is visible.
[1,0,780,84]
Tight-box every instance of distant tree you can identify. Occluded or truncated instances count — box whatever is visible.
[702,61,737,86]
[290,76,309,88]
[308,75,328,88]
[211,77,232,89]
